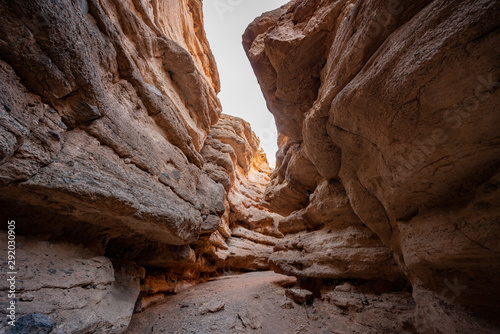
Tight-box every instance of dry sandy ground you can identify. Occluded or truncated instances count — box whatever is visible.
[125,271,334,334]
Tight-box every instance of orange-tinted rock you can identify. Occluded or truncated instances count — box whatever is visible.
[201,114,283,271]
[0,0,223,254]
[245,0,500,330]
[0,0,274,331]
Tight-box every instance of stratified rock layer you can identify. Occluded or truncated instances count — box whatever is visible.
[0,0,275,332]
[244,0,500,332]
[201,114,282,272]
[0,0,223,258]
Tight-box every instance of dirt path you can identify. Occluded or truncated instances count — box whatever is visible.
[125,271,332,334]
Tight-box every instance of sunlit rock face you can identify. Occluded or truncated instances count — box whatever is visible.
[201,114,283,272]
[244,0,500,331]
[0,0,277,331]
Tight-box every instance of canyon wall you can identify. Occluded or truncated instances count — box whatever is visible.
[244,0,500,332]
[1,0,499,332]
[0,0,276,332]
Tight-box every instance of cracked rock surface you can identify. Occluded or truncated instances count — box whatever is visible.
[244,0,500,331]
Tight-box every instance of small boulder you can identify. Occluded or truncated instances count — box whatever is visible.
[20,293,35,301]
[323,292,363,312]
[11,314,54,334]
[199,300,225,315]
[238,309,262,330]
[285,288,314,304]
[334,281,356,293]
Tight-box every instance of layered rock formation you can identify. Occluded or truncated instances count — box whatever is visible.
[0,0,276,332]
[244,0,500,332]
[134,114,281,312]
[200,114,282,272]
[1,0,499,332]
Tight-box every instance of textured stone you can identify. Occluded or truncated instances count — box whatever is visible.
[231,226,280,246]
[285,288,314,305]
[280,298,295,309]
[238,309,263,330]
[0,233,144,333]
[11,314,54,334]
[0,0,274,332]
[199,300,225,315]
[201,114,283,271]
[244,0,500,331]
[0,0,223,260]
[224,237,273,271]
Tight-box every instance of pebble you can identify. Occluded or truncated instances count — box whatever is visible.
[48,130,61,140]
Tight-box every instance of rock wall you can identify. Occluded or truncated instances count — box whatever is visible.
[0,0,276,332]
[134,114,282,312]
[201,114,283,272]
[244,0,500,332]
[0,232,144,333]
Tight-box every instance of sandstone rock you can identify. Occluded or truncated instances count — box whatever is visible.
[0,233,144,333]
[0,0,277,330]
[285,288,314,305]
[323,292,363,312]
[199,300,225,315]
[201,214,221,235]
[412,285,500,334]
[244,0,500,330]
[280,298,295,309]
[20,293,36,302]
[231,226,280,246]
[238,309,263,330]
[262,142,321,216]
[334,282,356,293]
[318,288,417,333]
[0,0,224,263]
[201,114,283,271]
[270,225,405,282]
[223,237,273,271]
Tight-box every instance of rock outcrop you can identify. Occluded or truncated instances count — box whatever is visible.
[201,114,283,272]
[0,0,275,332]
[244,0,500,332]
[0,233,144,333]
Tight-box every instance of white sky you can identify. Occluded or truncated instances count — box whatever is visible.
[203,0,290,165]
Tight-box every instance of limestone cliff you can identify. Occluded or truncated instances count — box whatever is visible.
[0,0,274,332]
[244,0,500,332]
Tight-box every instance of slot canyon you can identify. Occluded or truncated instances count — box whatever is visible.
[0,0,499,333]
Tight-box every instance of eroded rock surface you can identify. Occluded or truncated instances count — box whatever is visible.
[244,0,500,332]
[0,0,223,261]
[0,232,144,333]
[1,0,499,332]
[200,114,283,272]
[0,0,275,332]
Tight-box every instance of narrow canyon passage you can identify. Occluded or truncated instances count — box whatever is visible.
[126,271,319,334]
[125,271,414,334]
[0,0,499,333]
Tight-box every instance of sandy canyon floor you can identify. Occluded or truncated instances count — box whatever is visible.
[125,271,415,334]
